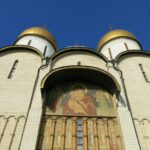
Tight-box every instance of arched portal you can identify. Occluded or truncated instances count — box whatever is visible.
[38,67,123,150]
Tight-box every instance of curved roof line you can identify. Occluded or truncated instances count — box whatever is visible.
[98,37,142,51]
[51,47,108,62]
[41,65,121,93]
[115,50,150,62]
[97,29,142,51]
[0,45,43,58]
[15,35,57,52]
[15,27,57,50]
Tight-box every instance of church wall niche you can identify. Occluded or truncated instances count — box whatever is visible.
[38,81,124,150]
[41,66,121,95]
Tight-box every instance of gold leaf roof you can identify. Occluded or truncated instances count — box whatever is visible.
[97,29,137,50]
[18,27,57,48]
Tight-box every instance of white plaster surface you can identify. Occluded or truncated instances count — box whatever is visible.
[52,51,107,70]
[100,38,141,60]
[16,36,55,57]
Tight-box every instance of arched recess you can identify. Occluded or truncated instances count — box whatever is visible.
[41,66,120,95]
[38,66,123,150]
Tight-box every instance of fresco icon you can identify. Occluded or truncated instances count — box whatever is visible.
[64,84,96,116]
[46,82,116,117]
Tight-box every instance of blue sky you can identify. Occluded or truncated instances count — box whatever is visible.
[0,0,150,50]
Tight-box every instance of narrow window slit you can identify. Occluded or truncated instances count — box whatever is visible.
[27,40,32,46]
[77,61,81,66]
[139,63,150,83]
[108,48,113,59]
[43,46,47,57]
[77,118,83,150]
[8,60,19,79]
[124,43,129,50]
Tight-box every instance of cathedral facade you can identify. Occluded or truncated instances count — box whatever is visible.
[0,27,150,150]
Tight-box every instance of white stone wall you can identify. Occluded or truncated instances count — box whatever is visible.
[118,108,140,150]
[108,64,140,150]
[0,50,41,116]
[1,46,149,150]
[19,62,51,150]
[134,119,150,149]
[118,55,150,118]
[100,38,141,60]
[15,36,55,57]
[0,49,43,149]
[0,116,25,150]
[118,55,150,149]
[52,51,107,70]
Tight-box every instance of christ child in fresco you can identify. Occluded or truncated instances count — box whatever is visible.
[64,84,96,116]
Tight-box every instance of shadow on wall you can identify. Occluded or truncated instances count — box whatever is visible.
[118,95,126,107]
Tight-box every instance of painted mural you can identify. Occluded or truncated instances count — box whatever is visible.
[46,82,116,116]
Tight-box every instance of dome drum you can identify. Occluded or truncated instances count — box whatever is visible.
[97,29,142,60]
[15,27,57,57]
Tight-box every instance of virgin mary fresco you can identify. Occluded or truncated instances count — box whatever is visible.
[63,84,96,116]
[46,82,115,117]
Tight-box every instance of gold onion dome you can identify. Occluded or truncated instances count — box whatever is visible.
[97,29,137,50]
[18,27,57,48]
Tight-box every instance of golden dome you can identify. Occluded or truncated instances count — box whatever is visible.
[18,27,57,48]
[97,29,137,50]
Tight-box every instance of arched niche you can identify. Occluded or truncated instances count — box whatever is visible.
[38,66,123,150]
[41,66,120,95]
[41,66,120,116]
